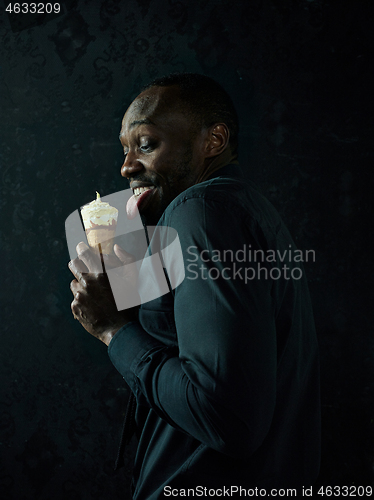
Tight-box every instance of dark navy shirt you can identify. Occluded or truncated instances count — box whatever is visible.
[108,164,320,498]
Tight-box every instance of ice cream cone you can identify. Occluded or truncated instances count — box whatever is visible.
[80,192,118,254]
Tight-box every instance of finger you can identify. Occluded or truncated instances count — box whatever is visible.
[102,252,123,268]
[71,299,81,320]
[68,258,88,283]
[71,291,89,316]
[76,241,89,253]
[70,279,83,296]
[69,257,88,274]
[76,242,103,273]
[114,244,136,265]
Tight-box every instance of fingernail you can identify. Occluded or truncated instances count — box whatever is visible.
[76,242,87,253]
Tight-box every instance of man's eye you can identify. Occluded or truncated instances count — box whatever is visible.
[140,142,155,152]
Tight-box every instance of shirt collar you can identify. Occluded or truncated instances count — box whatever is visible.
[205,163,244,181]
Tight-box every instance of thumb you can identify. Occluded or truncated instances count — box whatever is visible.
[113,244,136,265]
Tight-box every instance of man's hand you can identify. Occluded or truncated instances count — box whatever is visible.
[68,242,139,346]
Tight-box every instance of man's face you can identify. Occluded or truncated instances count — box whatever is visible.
[119,86,205,225]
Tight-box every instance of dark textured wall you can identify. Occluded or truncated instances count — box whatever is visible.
[1,0,373,498]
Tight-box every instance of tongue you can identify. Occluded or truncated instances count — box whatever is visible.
[126,193,139,220]
[126,189,154,220]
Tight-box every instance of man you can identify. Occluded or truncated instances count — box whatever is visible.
[69,73,320,498]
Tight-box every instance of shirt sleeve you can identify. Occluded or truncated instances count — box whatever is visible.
[108,195,277,459]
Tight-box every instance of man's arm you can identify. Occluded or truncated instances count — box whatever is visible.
[109,196,277,458]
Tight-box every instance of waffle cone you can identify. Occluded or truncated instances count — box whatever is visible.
[86,226,116,254]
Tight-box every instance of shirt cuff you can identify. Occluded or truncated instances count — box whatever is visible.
[107,321,162,396]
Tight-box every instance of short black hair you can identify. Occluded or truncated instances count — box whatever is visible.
[141,73,239,156]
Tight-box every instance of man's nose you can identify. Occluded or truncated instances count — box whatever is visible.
[121,152,143,178]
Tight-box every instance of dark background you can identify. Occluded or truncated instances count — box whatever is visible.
[1,0,373,498]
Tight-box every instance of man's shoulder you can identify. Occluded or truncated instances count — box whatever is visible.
[160,170,282,233]
[174,176,245,208]
[163,169,254,217]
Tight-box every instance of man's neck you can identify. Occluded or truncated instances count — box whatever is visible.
[195,149,239,185]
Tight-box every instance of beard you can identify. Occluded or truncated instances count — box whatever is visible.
[139,146,194,227]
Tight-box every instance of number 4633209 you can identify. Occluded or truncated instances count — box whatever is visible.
[5,3,61,14]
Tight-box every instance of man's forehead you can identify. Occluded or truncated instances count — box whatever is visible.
[122,86,182,126]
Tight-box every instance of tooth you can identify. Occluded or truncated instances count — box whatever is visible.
[133,186,154,197]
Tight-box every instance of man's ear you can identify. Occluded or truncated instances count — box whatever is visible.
[205,123,230,158]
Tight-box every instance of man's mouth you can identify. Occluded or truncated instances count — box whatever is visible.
[126,185,156,219]
[133,185,155,197]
